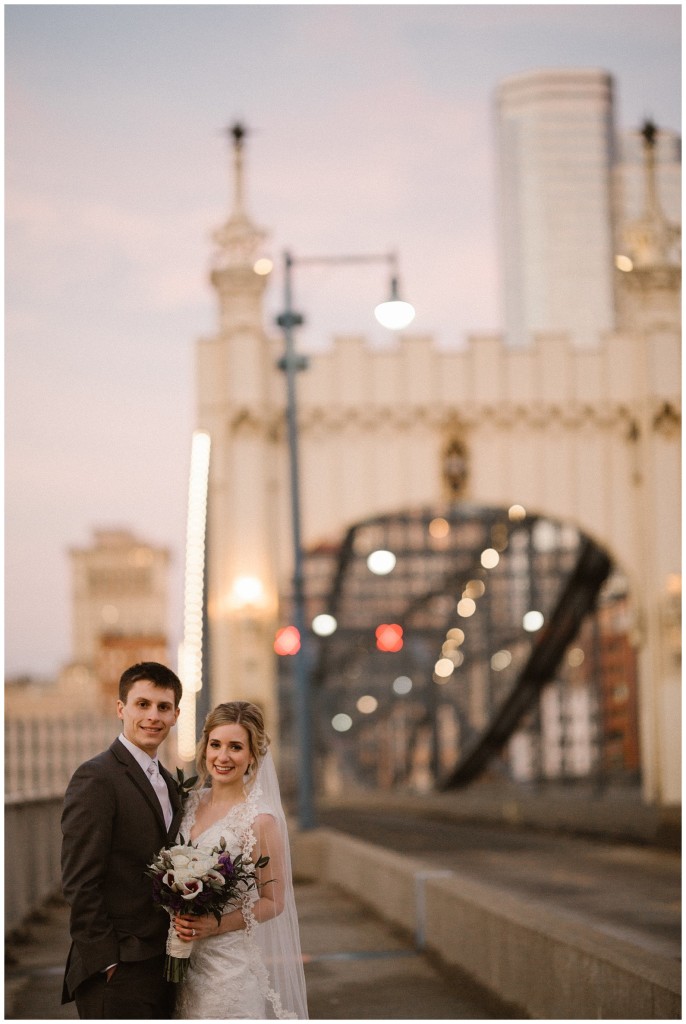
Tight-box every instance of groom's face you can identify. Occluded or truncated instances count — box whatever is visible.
[117,679,180,755]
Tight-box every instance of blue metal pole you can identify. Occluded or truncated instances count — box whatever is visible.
[279,251,315,830]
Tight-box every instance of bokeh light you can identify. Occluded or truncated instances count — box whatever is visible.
[523,610,544,632]
[481,548,500,569]
[253,257,273,275]
[491,649,512,671]
[367,549,397,575]
[376,623,404,651]
[429,517,450,539]
[312,613,338,636]
[393,675,413,695]
[567,647,585,666]
[274,626,301,655]
[464,579,485,599]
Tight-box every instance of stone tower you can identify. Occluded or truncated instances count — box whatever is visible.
[196,124,280,728]
[613,121,682,805]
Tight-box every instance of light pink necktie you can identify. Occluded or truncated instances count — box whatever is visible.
[147,761,173,829]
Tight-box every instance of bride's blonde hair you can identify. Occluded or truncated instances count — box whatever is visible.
[195,701,270,787]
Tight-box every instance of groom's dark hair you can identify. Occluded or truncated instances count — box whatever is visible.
[119,662,183,707]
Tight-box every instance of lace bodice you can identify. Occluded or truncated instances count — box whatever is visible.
[180,789,258,861]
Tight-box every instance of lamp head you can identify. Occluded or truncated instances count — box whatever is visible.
[374,276,415,330]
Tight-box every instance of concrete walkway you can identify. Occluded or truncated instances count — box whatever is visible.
[5,882,521,1020]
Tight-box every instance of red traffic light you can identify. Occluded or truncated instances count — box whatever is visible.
[274,626,301,656]
[375,623,403,652]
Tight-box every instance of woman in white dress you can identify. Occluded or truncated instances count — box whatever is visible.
[172,702,308,1020]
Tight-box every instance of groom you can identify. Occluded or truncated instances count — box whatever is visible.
[61,661,184,1019]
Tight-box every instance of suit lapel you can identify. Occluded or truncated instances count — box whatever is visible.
[111,738,167,833]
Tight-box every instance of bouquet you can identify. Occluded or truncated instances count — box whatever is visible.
[146,835,268,982]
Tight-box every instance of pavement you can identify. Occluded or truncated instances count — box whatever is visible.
[5,881,522,1021]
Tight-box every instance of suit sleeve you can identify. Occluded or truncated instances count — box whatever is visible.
[61,761,120,976]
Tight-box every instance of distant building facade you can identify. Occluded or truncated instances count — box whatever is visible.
[69,528,170,702]
[197,79,680,807]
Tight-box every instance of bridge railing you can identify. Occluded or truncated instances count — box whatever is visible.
[4,716,117,935]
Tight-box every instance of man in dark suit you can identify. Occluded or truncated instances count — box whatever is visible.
[61,661,185,1019]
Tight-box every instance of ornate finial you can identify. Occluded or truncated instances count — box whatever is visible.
[641,119,657,148]
[230,122,247,150]
[212,120,268,271]
[617,119,680,278]
[226,122,248,215]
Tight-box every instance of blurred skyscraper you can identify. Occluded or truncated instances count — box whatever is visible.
[496,68,616,348]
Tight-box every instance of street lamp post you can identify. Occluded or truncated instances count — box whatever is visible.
[276,250,414,831]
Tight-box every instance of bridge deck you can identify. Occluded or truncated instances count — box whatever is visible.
[5,880,519,1020]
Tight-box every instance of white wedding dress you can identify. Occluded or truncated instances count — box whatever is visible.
[173,786,296,1020]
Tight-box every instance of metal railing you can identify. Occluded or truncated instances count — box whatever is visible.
[5,716,118,934]
[5,716,117,804]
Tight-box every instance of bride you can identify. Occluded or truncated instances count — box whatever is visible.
[172,702,308,1019]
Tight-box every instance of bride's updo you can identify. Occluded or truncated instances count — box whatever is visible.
[195,701,271,786]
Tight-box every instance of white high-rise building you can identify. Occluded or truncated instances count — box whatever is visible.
[496,68,616,348]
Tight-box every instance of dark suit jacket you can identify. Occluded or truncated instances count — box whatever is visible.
[61,738,184,1003]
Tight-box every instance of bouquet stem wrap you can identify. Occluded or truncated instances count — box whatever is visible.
[165,916,193,983]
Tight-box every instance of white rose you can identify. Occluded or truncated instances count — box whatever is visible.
[168,845,191,859]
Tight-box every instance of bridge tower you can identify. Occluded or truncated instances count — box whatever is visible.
[614,121,682,804]
[196,124,280,730]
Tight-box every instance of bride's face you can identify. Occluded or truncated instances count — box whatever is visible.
[205,722,253,787]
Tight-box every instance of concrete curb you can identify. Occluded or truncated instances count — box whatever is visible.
[292,827,681,1020]
[320,786,681,849]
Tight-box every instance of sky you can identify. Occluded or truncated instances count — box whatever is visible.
[5,3,681,678]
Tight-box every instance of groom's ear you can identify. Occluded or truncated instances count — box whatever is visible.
[116,700,125,720]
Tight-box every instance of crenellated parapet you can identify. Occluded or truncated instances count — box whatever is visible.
[259,326,680,431]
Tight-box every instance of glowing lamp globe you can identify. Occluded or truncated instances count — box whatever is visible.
[374,276,415,330]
